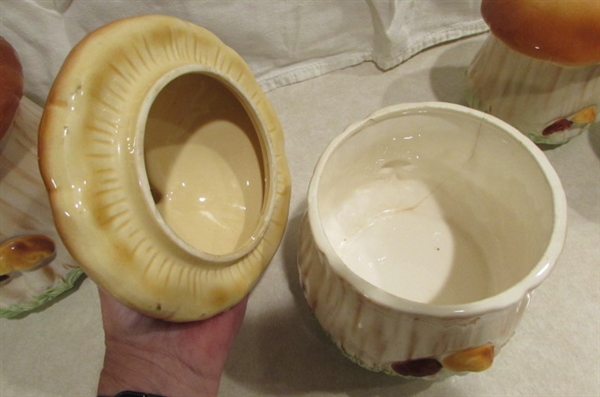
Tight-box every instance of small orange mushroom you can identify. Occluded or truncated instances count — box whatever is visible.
[442,344,495,372]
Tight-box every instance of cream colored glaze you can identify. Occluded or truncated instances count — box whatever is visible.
[336,195,491,305]
[144,73,265,256]
[300,102,567,376]
[317,111,555,304]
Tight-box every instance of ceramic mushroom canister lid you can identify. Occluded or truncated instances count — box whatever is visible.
[38,15,291,321]
[466,0,600,145]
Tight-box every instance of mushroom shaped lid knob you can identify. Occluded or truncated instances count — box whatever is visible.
[481,0,600,66]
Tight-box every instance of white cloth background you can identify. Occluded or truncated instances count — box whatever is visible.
[0,0,487,106]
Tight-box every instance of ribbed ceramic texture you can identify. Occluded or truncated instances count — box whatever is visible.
[466,34,599,145]
[298,214,528,378]
[38,15,291,321]
[0,98,83,318]
[297,102,567,378]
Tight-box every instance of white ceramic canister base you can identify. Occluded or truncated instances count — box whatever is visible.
[298,102,567,378]
[466,34,599,145]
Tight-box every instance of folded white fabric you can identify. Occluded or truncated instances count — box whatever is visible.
[0,0,487,105]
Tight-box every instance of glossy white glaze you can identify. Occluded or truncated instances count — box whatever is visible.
[299,102,567,378]
[338,207,491,304]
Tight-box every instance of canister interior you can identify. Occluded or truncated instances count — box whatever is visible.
[317,108,555,305]
[143,72,267,257]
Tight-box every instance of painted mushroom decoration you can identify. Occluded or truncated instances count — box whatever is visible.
[466,0,600,145]
[38,15,291,321]
[0,235,56,285]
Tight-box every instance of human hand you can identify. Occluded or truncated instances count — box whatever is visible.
[97,288,248,397]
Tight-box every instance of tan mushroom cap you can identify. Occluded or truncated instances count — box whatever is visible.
[39,15,291,321]
[481,0,600,66]
[0,235,56,274]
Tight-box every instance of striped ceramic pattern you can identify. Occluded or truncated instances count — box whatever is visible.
[298,213,529,378]
[466,34,599,145]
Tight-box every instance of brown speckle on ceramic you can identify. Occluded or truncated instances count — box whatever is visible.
[391,358,442,377]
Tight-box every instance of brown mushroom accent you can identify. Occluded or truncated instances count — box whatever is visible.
[0,234,56,277]
[391,357,442,377]
[442,344,495,372]
[571,106,597,125]
[543,106,597,136]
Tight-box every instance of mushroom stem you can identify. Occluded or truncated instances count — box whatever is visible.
[466,34,599,145]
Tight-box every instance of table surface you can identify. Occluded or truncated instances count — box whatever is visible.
[1,34,599,397]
